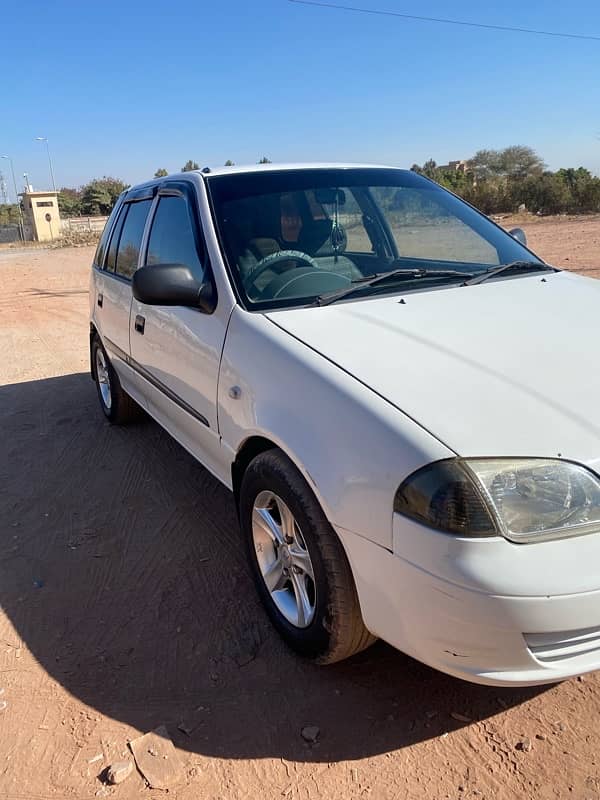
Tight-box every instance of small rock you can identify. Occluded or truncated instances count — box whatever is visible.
[554,721,567,733]
[450,712,472,723]
[106,760,134,785]
[535,733,547,741]
[301,726,320,743]
[129,726,183,790]
[516,738,532,752]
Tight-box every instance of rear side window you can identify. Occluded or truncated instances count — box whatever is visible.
[146,195,205,281]
[104,205,128,272]
[93,200,122,267]
[115,200,152,279]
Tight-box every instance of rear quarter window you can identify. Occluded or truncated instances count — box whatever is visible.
[104,205,129,272]
[94,201,123,268]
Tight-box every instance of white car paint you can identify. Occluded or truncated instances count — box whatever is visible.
[265,270,600,467]
[90,164,600,686]
[217,306,452,549]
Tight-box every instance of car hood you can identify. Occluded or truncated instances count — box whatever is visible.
[266,271,600,469]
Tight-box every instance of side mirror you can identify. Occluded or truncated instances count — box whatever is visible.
[132,263,216,313]
[508,227,527,247]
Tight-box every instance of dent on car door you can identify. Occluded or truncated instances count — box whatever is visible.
[129,186,231,484]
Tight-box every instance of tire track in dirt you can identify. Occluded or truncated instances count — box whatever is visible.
[3,244,600,799]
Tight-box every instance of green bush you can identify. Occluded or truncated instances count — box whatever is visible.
[412,147,600,215]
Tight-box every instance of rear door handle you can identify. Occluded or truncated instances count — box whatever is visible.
[134,315,145,334]
[97,293,103,308]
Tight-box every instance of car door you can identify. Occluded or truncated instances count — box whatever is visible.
[93,192,154,401]
[129,181,230,483]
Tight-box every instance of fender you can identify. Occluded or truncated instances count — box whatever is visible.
[218,307,452,550]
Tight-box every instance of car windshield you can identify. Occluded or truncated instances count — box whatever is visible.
[207,168,542,310]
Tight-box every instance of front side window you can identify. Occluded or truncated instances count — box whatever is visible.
[208,168,542,311]
[146,194,205,281]
[114,199,152,279]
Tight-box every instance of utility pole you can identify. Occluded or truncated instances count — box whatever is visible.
[0,155,24,240]
[0,172,7,204]
[35,137,57,192]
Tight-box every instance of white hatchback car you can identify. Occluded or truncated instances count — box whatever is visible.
[90,163,600,686]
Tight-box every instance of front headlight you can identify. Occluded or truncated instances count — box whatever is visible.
[394,458,600,543]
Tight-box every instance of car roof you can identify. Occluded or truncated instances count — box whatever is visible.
[200,162,400,177]
[125,163,407,196]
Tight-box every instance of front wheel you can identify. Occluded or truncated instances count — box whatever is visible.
[239,449,375,664]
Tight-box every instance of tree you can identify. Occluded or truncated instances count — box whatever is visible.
[421,159,438,179]
[181,160,199,172]
[408,146,600,215]
[471,149,503,179]
[0,203,20,225]
[154,168,168,178]
[81,177,127,215]
[57,187,82,217]
[224,159,235,166]
[499,145,545,179]
[258,157,272,164]
[471,146,544,179]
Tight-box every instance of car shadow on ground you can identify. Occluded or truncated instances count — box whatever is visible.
[0,372,546,762]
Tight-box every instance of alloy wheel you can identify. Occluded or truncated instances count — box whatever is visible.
[251,490,316,628]
[95,348,112,411]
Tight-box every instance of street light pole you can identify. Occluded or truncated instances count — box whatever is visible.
[0,155,24,240]
[35,137,57,192]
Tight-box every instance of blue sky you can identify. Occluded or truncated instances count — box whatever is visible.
[3,0,600,194]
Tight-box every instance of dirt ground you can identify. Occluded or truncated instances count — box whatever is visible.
[1,217,600,800]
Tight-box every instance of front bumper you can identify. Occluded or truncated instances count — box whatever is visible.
[337,516,600,686]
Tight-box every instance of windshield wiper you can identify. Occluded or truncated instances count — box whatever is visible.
[463,260,555,286]
[316,268,475,307]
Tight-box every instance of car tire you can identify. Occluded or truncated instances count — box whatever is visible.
[92,336,140,425]
[240,448,376,664]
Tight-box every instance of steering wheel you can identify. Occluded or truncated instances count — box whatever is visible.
[244,250,318,295]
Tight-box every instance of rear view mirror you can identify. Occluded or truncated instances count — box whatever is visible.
[314,188,346,206]
[132,263,216,313]
[509,227,527,247]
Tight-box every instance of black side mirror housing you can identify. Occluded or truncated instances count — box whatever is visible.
[132,263,216,313]
[508,227,527,247]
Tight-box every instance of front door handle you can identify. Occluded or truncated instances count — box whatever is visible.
[134,315,145,334]
[97,293,103,308]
